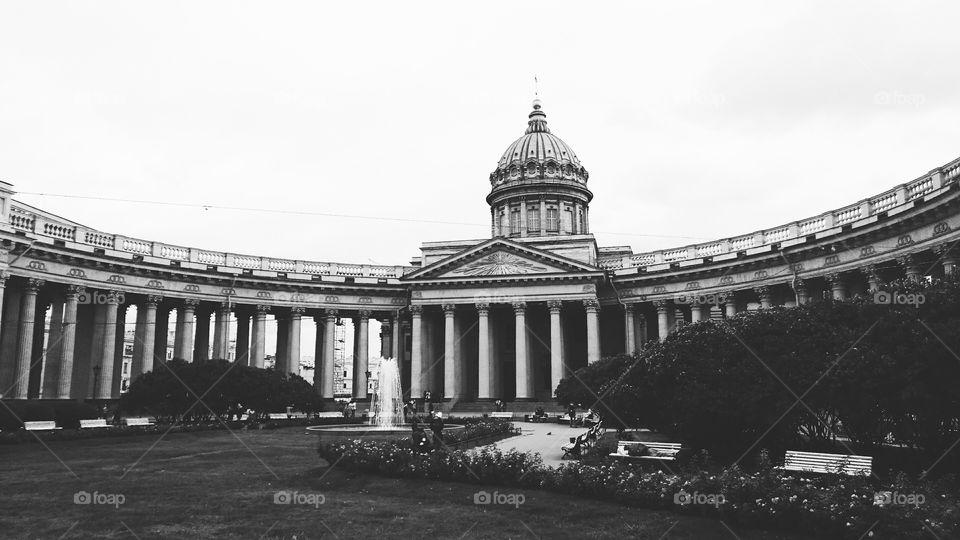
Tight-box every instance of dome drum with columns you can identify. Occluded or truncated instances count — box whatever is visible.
[0,101,959,412]
[487,100,592,239]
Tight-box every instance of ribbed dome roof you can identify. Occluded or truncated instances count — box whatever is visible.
[490,100,588,186]
[495,100,583,169]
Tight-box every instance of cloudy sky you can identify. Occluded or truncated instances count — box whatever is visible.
[2,0,959,267]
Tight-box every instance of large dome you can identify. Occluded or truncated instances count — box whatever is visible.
[489,100,589,186]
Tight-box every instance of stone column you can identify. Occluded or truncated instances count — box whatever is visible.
[442,304,456,399]
[54,286,81,399]
[194,306,210,363]
[548,300,564,396]
[177,299,197,362]
[0,274,17,392]
[235,309,250,365]
[111,303,128,397]
[353,309,369,399]
[95,293,119,400]
[898,255,923,282]
[410,305,423,397]
[623,304,636,354]
[654,300,670,342]
[584,299,601,362]
[287,306,304,376]
[379,319,392,358]
[313,314,324,391]
[391,316,400,363]
[792,279,810,304]
[754,286,773,309]
[689,300,704,323]
[513,302,531,399]
[213,303,231,360]
[250,305,269,368]
[723,294,738,318]
[825,273,847,300]
[321,309,337,399]
[635,311,648,345]
[41,299,65,398]
[476,303,492,400]
[12,278,43,399]
[860,265,881,293]
[134,295,159,379]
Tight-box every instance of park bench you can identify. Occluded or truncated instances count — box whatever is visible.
[24,421,61,431]
[489,412,513,419]
[780,450,872,476]
[561,420,604,460]
[79,419,109,429]
[267,413,289,420]
[122,417,154,427]
[610,441,683,461]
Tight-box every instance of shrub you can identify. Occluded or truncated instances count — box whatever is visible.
[319,438,960,539]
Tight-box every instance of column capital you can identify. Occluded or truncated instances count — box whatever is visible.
[441,303,456,314]
[184,298,200,308]
[547,300,563,312]
[475,302,489,314]
[896,254,914,267]
[25,278,45,292]
[0,270,7,285]
[145,294,162,307]
[753,285,771,298]
[934,242,955,258]
[824,271,844,285]
[652,299,669,312]
[66,285,85,298]
[291,306,306,315]
[512,301,527,314]
[255,304,271,314]
[218,301,233,311]
[410,305,424,315]
[324,308,339,319]
[791,278,808,293]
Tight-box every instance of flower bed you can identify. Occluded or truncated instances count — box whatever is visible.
[317,442,959,539]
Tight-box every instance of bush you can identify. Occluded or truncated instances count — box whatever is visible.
[52,402,100,430]
[319,438,960,539]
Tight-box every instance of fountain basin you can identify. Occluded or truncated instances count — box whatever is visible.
[307,423,465,444]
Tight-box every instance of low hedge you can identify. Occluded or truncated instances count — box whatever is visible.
[317,441,959,539]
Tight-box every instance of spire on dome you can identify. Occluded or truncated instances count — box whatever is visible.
[525,99,550,134]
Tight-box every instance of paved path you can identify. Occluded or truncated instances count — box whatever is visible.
[487,421,587,468]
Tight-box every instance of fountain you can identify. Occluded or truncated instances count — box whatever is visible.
[307,357,463,443]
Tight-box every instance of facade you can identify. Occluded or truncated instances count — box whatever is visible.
[0,100,959,408]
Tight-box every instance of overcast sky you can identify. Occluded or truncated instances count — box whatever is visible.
[2,1,959,268]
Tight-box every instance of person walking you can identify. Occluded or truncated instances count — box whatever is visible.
[429,412,445,449]
[567,403,577,427]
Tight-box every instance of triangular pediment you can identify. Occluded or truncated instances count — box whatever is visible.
[402,238,603,282]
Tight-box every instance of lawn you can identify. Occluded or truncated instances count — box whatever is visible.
[0,427,811,539]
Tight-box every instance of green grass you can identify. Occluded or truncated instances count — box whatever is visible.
[0,428,811,539]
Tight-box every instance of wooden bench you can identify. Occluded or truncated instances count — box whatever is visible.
[781,450,872,476]
[24,421,61,431]
[489,412,513,419]
[80,419,109,429]
[610,441,682,461]
[122,417,154,427]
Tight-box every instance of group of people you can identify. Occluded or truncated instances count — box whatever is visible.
[410,411,446,453]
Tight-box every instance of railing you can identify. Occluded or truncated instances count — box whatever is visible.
[599,155,960,269]
[6,203,416,279]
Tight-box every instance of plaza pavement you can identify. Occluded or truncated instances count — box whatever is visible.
[486,420,587,467]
